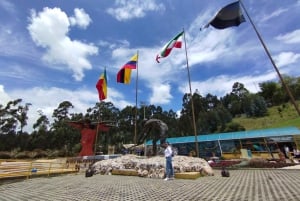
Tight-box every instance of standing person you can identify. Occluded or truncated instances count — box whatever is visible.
[284,145,290,159]
[163,142,174,181]
[293,147,300,158]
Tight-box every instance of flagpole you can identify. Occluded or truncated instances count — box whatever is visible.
[183,29,199,157]
[94,106,101,156]
[134,51,139,144]
[94,66,106,156]
[239,0,300,116]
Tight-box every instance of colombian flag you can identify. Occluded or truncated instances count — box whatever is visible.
[117,53,138,84]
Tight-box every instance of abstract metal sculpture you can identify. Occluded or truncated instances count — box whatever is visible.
[137,118,168,156]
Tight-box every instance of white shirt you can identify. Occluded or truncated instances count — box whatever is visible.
[164,145,173,157]
[285,146,290,153]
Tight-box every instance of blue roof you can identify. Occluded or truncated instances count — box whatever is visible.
[146,126,300,145]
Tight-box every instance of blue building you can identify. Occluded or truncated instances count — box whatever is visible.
[146,126,300,159]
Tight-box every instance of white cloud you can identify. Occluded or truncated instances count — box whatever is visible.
[108,15,252,107]
[276,29,300,44]
[27,7,98,81]
[149,83,172,105]
[0,85,11,105]
[260,8,288,22]
[2,0,300,134]
[178,72,279,98]
[2,85,133,133]
[0,0,15,14]
[274,52,300,67]
[0,24,39,59]
[182,11,252,69]
[7,87,96,132]
[69,8,92,29]
[187,30,234,65]
[111,46,181,106]
[106,0,165,21]
[98,39,130,52]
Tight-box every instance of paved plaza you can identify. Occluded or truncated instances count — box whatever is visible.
[0,169,300,201]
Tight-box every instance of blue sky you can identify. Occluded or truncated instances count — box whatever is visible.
[1,0,300,132]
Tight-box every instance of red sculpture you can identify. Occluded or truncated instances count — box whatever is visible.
[68,120,113,156]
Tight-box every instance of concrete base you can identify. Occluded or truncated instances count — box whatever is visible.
[111,169,139,176]
[111,169,201,179]
[175,172,201,180]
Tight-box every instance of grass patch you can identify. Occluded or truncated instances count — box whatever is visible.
[233,101,300,130]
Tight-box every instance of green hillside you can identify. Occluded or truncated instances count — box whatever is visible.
[232,102,300,130]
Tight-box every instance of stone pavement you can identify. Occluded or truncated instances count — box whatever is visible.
[0,169,300,201]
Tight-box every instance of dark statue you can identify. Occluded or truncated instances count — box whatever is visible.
[137,118,168,156]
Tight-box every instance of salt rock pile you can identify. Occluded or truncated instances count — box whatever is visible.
[93,154,214,178]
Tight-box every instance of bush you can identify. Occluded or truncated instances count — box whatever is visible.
[248,158,296,168]
[0,151,11,159]
[15,151,30,159]
[47,150,60,158]
[32,149,48,158]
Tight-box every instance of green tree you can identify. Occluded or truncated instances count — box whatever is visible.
[16,102,31,134]
[85,101,120,152]
[243,94,268,117]
[28,110,51,151]
[51,101,80,155]
[118,105,136,144]
[0,99,22,135]
[258,81,288,106]
[0,99,31,151]
[33,110,50,132]
[223,122,245,132]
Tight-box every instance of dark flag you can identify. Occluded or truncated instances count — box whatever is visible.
[202,1,245,30]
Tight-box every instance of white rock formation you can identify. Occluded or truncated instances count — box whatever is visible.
[93,154,214,178]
